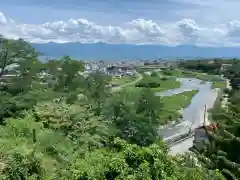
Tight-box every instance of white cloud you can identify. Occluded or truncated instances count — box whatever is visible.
[0,11,238,46]
[130,19,165,37]
[227,20,240,37]
[176,19,200,43]
[0,12,7,24]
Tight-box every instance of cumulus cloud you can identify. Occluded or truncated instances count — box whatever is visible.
[177,19,200,43]
[227,20,240,37]
[0,11,235,46]
[0,12,7,24]
[130,19,164,37]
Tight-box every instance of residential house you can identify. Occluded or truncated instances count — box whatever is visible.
[220,63,232,72]
[193,124,217,151]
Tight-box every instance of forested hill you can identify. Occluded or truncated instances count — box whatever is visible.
[32,42,240,60]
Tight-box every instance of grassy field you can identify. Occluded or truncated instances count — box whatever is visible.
[162,69,222,81]
[125,79,180,93]
[111,75,138,85]
[212,81,226,89]
[159,90,198,124]
[151,77,181,92]
[130,74,181,92]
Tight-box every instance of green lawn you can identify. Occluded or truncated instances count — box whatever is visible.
[159,90,198,124]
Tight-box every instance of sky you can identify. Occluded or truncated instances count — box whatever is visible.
[1,0,240,46]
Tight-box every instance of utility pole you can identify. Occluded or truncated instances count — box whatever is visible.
[203,105,207,126]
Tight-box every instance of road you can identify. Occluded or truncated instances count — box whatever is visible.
[169,137,194,155]
[111,72,143,92]
[168,103,211,155]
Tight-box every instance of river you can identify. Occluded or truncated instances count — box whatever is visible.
[156,78,219,140]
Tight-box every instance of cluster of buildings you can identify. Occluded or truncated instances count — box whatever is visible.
[83,61,137,78]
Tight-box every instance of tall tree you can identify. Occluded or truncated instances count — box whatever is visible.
[0,38,40,77]
[54,56,84,91]
[83,71,111,115]
[44,56,84,103]
[104,88,163,146]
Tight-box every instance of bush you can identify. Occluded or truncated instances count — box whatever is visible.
[150,71,158,77]
[163,70,173,76]
[135,76,160,88]
[161,77,168,81]
[223,88,230,94]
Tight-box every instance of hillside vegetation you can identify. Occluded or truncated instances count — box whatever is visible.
[0,37,236,179]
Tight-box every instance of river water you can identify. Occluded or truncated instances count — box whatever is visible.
[156,78,219,139]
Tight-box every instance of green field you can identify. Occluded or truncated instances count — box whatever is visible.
[133,74,181,92]
[151,77,181,92]
[111,75,137,85]
[123,88,198,125]
[162,69,222,81]
[159,90,198,124]
[212,81,226,89]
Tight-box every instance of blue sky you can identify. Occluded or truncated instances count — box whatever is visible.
[1,0,198,24]
[1,0,240,46]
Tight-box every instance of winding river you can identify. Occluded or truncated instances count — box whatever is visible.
[155,78,219,140]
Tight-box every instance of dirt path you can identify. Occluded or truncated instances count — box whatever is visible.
[111,72,143,92]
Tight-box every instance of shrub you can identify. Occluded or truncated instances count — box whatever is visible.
[223,88,230,94]
[163,70,173,76]
[150,71,158,77]
[161,77,168,81]
[135,75,161,88]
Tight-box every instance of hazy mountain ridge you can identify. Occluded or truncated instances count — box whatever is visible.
[31,42,240,60]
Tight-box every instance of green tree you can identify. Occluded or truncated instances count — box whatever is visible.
[53,56,84,91]
[34,102,113,150]
[192,98,240,179]
[44,56,84,104]
[0,38,39,77]
[104,88,163,146]
[0,38,43,121]
[9,58,43,94]
[70,138,179,180]
[83,71,111,115]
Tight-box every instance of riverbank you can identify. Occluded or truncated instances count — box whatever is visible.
[208,79,231,121]
[124,75,181,93]
[151,77,181,92]
[135,74,181,91]
[158,78,218,139]
[159,90,198,124]
[163,69,222,82]
[212,81,226,89]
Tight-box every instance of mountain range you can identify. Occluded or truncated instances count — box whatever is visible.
[31,42,240,61]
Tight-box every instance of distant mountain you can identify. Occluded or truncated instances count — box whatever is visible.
[31,42,240,61]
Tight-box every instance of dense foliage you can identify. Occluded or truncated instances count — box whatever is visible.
[0,37,228,179]
[191,61,240,180]
[179,59,223,74]
[135,75,161,88]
